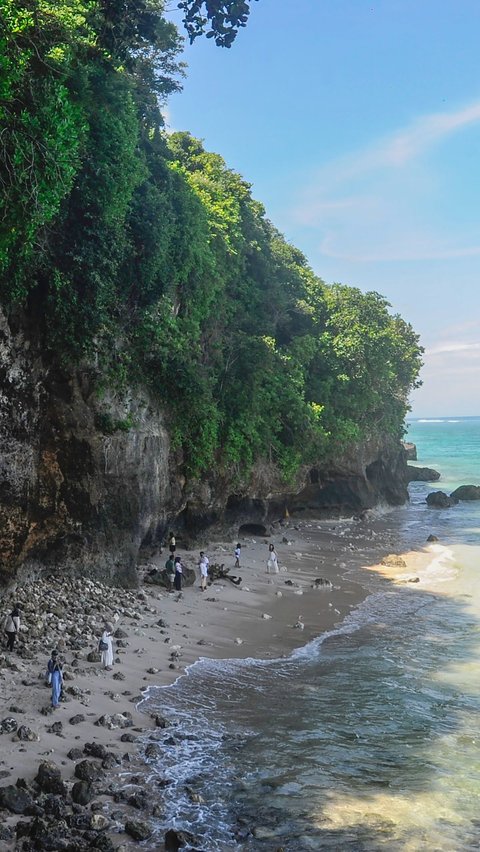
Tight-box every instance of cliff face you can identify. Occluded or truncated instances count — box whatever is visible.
[0,309,409,587]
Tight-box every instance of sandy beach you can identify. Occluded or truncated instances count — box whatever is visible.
[0,516,437,850]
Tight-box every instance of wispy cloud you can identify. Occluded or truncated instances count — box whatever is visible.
[293,99,480,262]
[426,341,480,356]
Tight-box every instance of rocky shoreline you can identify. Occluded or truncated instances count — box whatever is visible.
[0,516,427,850]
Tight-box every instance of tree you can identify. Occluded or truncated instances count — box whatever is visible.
[177,0,258,46]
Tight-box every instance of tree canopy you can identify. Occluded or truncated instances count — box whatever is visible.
[177,0,258,46]
[0,0,423,481]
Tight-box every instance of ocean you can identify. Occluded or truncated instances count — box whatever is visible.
[139,416,480,850]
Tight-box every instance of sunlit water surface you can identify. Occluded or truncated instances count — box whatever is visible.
[139,417,480,850]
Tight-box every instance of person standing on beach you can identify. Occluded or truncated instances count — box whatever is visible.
[267,543,279,574]
[165,554,176,591]
[4,605,21,652]
[174,556,183,591]
[234,543,241,568]
[49,652,63,709]
[99,623,114,670]
[198,551,209,591]
[168,532,176,555]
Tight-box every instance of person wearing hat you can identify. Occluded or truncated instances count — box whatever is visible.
[99,622,114,670]
[48,650,63,708]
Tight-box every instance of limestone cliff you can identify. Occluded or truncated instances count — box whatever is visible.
[0,308,409,587]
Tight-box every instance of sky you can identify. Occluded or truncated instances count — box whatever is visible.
[165,0,480,417]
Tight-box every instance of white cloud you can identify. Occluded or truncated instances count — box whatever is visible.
[292,99,480,263]
[426,341,480,356]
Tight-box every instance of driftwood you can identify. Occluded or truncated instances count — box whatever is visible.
[208,562,242,586]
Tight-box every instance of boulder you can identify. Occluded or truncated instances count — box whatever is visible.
[71,780,94,805]
[35,762,67,797]
[74,760,104,783]
[165,828,196,850]
[450,485,480,501]
[427,534,439,542]
[426,491,458,509]
[407,466,440,482]
[0,785,34,814]
[125,819,153,841]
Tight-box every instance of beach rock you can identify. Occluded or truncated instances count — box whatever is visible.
[0,717,18,733]
[102,753,120,770]
[69,714,85,725]
[450,485,480,501]
[313,578,333,588]
[90,813,110,831]
[381,554,407,568]
[127,791,149,810]
[0,784,34,814]
[46,720,63,734]
[67,747,84,761]
[74,760,104,783]
[35,762,67,797]
[114,628,128,639]
[125,819,153,841]
[84,742,108,760]
[120,732,136,743]
[16,725,39,741]
[262,613,272,620]
[145,743,162,760]
[426,491,458,509]
[152,714,169,728]
[95,712,133,730]
[406,466,440,482]
[71,780,94,805]
[165,828,196,850]
[427,534,439,542]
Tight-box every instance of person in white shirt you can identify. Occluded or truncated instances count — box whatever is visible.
[199,551,209,591]
[266,544,279,574]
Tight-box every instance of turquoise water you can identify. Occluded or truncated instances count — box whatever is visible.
[140,417,480,850]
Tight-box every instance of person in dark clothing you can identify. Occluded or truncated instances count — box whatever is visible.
[174,556,183,591]
[5,606,21,652]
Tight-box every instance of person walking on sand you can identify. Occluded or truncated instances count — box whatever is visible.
[198,551,209,591]
[99,623,114,670]
[234,543,241,568]
[49,651,63,709]
[168,532,176,555]
[174,556,183,591]
[4,605,21,652]
[267,543,279,574]
[165,554,176,592]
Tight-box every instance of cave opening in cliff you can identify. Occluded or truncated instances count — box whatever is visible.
[238,523,268,537]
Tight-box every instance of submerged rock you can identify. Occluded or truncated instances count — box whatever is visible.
[450,485,480,501]
[426,491,458,509]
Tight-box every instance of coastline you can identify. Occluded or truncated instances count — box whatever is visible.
[0,515,442,850]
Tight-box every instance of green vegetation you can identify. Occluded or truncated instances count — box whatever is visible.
[0,0,423,480]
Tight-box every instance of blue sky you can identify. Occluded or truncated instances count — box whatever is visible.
[165,0,480,417]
